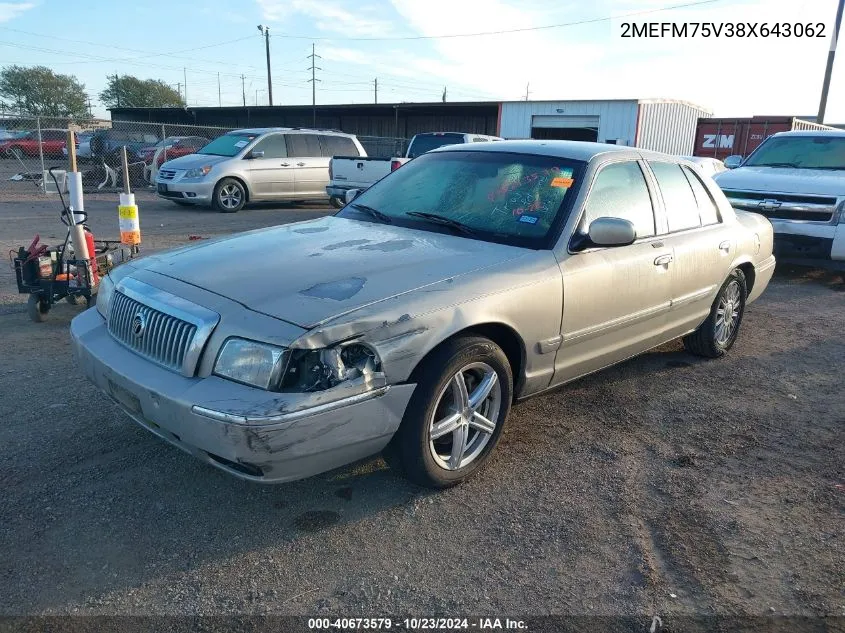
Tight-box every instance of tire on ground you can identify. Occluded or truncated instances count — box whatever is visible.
[383,335,513,488]
[212,178,246,213]
[684,267,748,358]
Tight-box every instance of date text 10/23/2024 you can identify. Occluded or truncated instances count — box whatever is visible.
[307,618,528,630]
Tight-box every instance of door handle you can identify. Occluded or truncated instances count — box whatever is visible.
[296,162,306,167]
[719,240,731,253]
[654,254,673,266]
[280,162,290,167]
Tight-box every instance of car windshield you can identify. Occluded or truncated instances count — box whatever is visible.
[337,150,585,249]
[407,134,466,158]
[744,135,845,170]
[197,133,257,157]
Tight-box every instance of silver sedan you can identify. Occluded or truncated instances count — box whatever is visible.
[71,141,775,488]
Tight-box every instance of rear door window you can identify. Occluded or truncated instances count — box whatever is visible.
[649,161,702,232]
[584,161,655,239]
[286,133,322,158]
[682,166,721,225]
[319,135,359,157]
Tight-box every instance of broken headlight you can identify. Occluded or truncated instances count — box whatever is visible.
[281,342,383,393]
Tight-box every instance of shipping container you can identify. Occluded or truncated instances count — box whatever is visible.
[693,116,837,160]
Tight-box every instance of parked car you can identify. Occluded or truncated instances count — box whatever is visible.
[327,132,503,206]
[72,141,775,488]
[714,130,845,271]
[137,136,210,167]
[0,128,67,158]
[155,127,365,212]
[62,131,96,160]
[681,156,727,177]
[89,129,160,165]
[0,128,23,141]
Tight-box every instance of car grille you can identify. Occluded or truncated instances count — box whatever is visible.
[158,169,177,180]
[723,190,839,223]
[108,291,197,373]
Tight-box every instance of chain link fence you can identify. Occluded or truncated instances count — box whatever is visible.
[0,113,408,196]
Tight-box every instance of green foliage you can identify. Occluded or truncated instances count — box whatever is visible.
[100,75,185,109]
[0,65,88,117]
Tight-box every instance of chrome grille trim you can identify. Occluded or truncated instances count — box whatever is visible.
[723,190,839,224]
[158,169,177,180]
[108,277,219,377]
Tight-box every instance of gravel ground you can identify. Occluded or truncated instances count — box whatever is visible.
[0,197,843,625]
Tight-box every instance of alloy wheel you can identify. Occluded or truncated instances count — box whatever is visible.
[428,362,502,471]
[715,279,741,346]
[219,184,242,209]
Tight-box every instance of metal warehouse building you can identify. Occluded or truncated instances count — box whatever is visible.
[111,97,710,156]
[498,99,712,155]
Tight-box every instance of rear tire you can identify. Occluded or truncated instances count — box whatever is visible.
[384,335,513,488]
[684,268,747,358]
[213,178,246,213]
[27,294,49,322]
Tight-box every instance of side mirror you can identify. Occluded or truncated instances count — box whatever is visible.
[344,188,361,204]
[724,155,743,169]
[570,217,637,251]
[249,150,265,159]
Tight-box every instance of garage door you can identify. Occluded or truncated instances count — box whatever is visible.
[531,115,599,142]
[531,115,600,129]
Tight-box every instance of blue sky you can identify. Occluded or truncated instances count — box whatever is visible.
[0,0,842,122]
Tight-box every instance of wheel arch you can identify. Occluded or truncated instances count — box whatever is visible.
[407,321,527,400]
[732,259,756,294]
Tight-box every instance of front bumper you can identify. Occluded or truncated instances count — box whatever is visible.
[70,308,416,483]
[155,179,215,204]
[771,220,845,271]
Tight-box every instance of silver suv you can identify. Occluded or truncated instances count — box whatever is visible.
[155,128,366,212]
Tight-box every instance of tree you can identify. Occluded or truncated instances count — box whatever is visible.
[100,75,185,109]
[0,65,88,117]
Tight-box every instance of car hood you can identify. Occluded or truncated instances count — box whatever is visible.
[138,217,529,328]
[714,166,845,197]
[159,153,231,170]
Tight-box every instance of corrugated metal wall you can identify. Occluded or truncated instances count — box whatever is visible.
[499,100,640,144]
[636,101,712,155]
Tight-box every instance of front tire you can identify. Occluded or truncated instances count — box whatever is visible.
[684,268,747,358]
[384,336,513,488]
[213,178,246,213]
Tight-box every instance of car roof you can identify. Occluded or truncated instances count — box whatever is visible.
[230,127,354,136]
[433,139,654,162]
[771,129,845,138]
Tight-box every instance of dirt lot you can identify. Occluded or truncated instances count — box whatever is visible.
[0,196,842,627]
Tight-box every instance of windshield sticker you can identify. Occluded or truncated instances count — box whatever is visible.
[518,214,539,224]
[234,140,249,148]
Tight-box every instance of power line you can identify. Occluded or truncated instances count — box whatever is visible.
[267,0,721,41]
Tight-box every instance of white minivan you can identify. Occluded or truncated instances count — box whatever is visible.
[155,128,366,212]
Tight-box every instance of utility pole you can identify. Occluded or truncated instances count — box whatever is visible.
[307,43,322,126]
[183,67,187,105]
[524,82,531,101]
[442,86,447,102]
[818,0,844,124]
[255,89,259,106]
[374,77,378,104]
[241,74,246,106]
[217,72,221,107]
[86,95,92,118]
[257,25,273,105]
[115,73,121,107]
[176,82,182,100]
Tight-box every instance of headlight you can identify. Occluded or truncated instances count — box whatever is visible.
[96,274,114,318]
[838,200,845,224]
[281,343,382,392]
[214,338,286,390]
[184,165,212,178]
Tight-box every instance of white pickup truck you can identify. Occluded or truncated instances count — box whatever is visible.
[714,130,845,272]
[326,132,502,206]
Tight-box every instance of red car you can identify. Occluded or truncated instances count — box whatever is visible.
[0,129,67,159]
[136,136,210,167]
